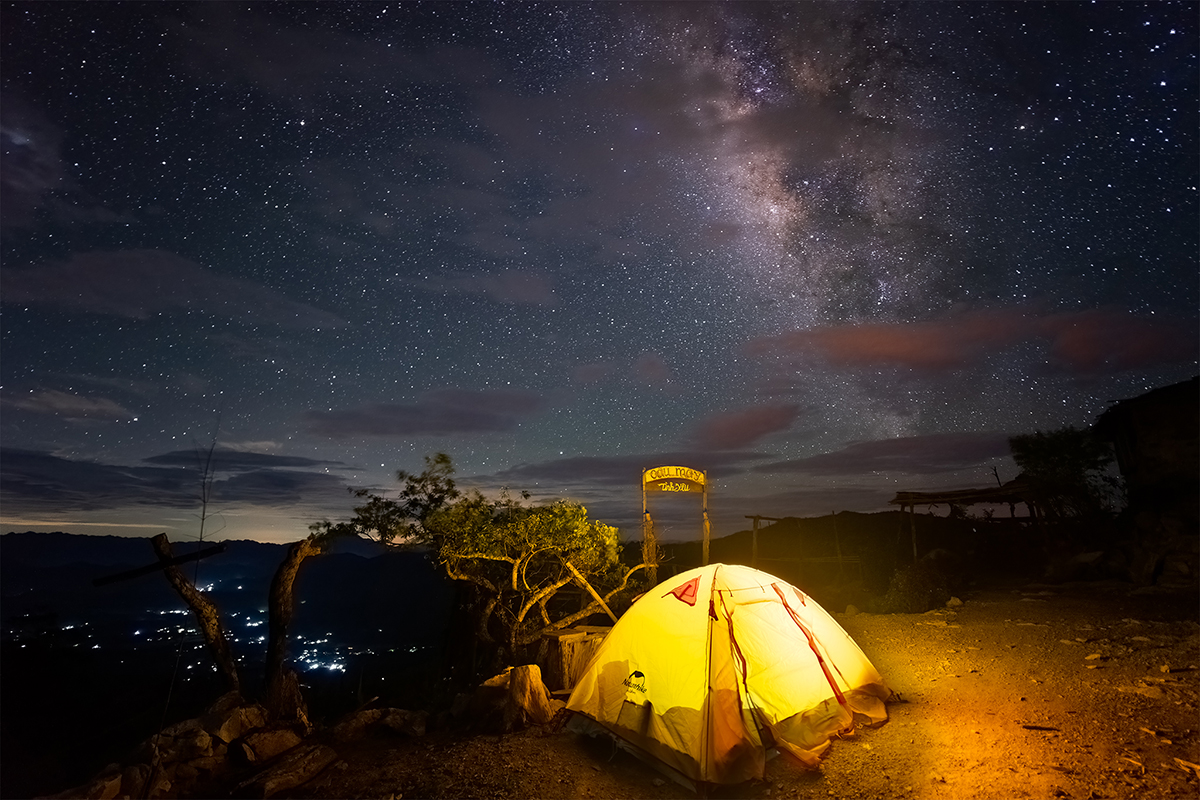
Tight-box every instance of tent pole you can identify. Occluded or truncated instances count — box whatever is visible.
[702,472,710,567]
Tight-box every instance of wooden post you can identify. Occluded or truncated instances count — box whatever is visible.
[910,505,919,562]
[642,513,657,587]
[641,471,657,586]
[564,561,618,623]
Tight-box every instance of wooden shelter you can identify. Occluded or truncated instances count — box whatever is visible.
[889,477,1033,560]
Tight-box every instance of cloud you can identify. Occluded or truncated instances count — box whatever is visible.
[0,91,67,228]
[633,353,673,387]
[746,309,1028,371]
[690,405,802,450]
[2,249,347,329]
[0,448,350,514]
[2,390,135,422]
[303,388,545,439]
[144,449,344,472]
[752,432,1013,477]
[211,469,348,505]
[493,450,770,489]
[1,448,198,512]
[747,307,1198,376]
[1042,309,1198,375]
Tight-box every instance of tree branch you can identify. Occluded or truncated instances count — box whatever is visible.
[151,534,240,694]
[514,563,648,646]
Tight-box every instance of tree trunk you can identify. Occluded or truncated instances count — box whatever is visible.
[264,536,324,729]
[150,533,240,694]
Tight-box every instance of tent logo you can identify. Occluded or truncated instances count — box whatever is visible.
[665,576,700,606]
[623,670,646,694]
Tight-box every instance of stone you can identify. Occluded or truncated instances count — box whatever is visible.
[203,702,268,744]
[172,727,213,762]
[187,754,228,775]
[331,708,386,742]
[237,744,338,798]
[120,764,152,798]
[946,596,964,608]
[147,773,172,799]
[206,690,245,717]
[174,762,199,782]
[48,773,122,800]
[245,728,304,762]
[844,604,860,616]
[380,708,428,737]
[162,716,204,738]
[449,692,471,718]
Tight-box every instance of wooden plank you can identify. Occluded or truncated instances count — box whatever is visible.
[93,541,227,586]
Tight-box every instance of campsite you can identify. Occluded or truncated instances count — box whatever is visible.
[262,578,1200,800]
[47,569,1192,800]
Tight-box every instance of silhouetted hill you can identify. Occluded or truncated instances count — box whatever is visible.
[1,530,452,647]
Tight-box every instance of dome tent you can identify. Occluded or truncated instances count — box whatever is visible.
[566,563,890,789]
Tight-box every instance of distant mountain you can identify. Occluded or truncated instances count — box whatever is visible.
[1,531,452,649]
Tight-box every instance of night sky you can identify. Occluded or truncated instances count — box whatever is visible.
[2,2,1196,545]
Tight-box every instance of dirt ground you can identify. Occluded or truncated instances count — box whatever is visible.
[274,580,1199,800]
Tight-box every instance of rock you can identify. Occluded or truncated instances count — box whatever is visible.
[244,728,304,762]
[162,716,204,738]
[844,604,860,616]
[331,708,386,742]
[187,753,229,776]
[206,690,246,717]
[151,774,172,798]
[174,762,199,782]
[171,727,213,762]
[47,773,122,800]
[236,743,338,798]
[380,708,428,737]
[203,702,268,744]
[472,664,565,732]
[946,596,964,608]
[120,764,151,798]
[449,692,471,718]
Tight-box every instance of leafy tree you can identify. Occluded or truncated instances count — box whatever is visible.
[1008,426,1124,520]
[320,454,651,666]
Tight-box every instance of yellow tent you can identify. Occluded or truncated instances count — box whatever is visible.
[566,563,890,788]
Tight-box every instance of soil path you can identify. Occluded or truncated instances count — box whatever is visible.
[278,580,1199,800]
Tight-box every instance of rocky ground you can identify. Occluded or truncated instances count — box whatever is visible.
[49,578,1200,799]
[261,579,1200,800]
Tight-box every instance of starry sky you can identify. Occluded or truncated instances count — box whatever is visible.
[2,2,1196,545]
